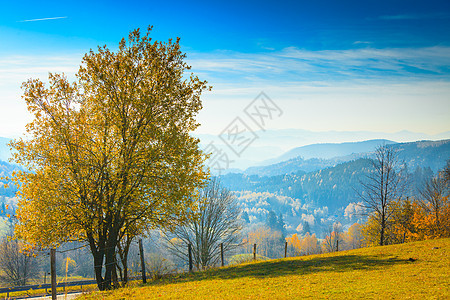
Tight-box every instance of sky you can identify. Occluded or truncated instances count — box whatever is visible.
[1,0,450,139]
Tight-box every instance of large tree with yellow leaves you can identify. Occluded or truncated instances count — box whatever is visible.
[10,27,209,290]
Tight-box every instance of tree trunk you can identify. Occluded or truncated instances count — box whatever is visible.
[117,233,132,286]
[111,260,119,288]
[380,215,385,246]
[92,250,105,290]
[103,242,117,290]
[87,232,106,291]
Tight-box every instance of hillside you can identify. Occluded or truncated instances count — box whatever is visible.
[77,238,450,299]
[219,139,449,235]
[245,139,450,177]
[262,139,395,165]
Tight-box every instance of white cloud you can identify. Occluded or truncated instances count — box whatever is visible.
[188,46,450,83]
[2,46,450,138]
[301,213,315,226]
[18,16,68,22]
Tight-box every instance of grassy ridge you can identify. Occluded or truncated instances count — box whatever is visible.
[78,238,449,299]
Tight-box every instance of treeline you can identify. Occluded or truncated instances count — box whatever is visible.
[220,159,435,212]
[231,222,362,260]
[362,166,450,246]
[360,145,450,246]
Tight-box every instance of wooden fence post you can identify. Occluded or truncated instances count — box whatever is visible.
[253,244,256,260]
[188,243,193,272]
[220,243,224,267]
[138,239,147,284]
[50,248,56,300]
[284,241,288,258]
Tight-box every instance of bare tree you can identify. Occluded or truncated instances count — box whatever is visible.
[165,179,243,269]
[418,173,449,236]
[0,235,40,286]
[359,145,405,246]
[442,159,450,184]
[323,222,343,252]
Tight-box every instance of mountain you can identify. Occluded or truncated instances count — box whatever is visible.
[245,157,338,177]
[244,139,450,177]
[262,139,396,165]
[218,139,449,234]
[221,158,374,211]
[196,129,450,171]
[390,139,450,172]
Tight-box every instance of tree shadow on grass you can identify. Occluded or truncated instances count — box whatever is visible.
[169,254,410,283]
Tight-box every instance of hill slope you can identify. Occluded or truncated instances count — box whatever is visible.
[246,139,450,177]
[78,238,449,299]
[263,139,396,165]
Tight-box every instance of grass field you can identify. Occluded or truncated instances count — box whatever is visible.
[78,238,449,299]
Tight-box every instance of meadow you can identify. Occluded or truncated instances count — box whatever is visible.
[78,238,449,299]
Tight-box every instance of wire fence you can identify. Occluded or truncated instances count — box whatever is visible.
[0,240,143,298]
[0,235,324,299]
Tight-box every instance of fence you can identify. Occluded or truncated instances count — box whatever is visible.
[0,238,324,299]
[183,241,292,272]
[0,240,146,300]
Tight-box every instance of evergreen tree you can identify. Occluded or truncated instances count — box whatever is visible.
[302,221,311,235]
[278,213,286,237]
[266,211,278,230]
[242,211,250,224]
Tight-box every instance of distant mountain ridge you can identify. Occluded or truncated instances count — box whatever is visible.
[196,129,450,171]
[390,139,450,172]
[244,139,450,177]
[218,139,449,233]
[263,139,396,164]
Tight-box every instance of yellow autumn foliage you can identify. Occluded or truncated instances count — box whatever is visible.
[9,27,210,290]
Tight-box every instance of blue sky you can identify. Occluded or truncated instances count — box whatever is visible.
[1,0,450,138]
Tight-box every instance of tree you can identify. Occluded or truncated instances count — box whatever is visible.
[11,27,209,290]
[390,197,415,243]
[286,233,301,256]
[278,213,286,237]
[0,226,40,286]
[344,223,363,249]
[442,159,450,184]
[300,232,319,255]
[165,179,242,269]
[411,173,450,239]
[301,221,311,235]
[417,174,449,236]
[323,222,343,252]
[266,211,286,239]
[359,145,405,246]
[266,211,278,230]
[241,211,250,224]
[245,227,283,258]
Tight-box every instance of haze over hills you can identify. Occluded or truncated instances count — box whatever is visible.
[197,129,450,171]
[1,134,449,237]
[245,139,450,177]
[260,139,397,165]
[2,129,449,170]
[217,139,450,234]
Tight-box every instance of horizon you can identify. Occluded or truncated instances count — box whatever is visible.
[4,129,450,171]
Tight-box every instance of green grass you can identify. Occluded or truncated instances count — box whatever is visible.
[78,238,449,299]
